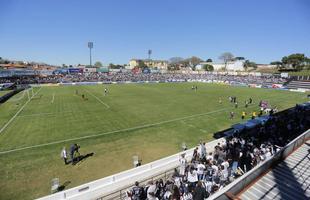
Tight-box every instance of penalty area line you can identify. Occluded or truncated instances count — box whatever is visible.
[0,87,42,134]
[84,88,110,109]
[0,105,235,155]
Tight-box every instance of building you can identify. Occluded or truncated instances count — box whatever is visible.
[196,59,246,71]
[128,59,168,70]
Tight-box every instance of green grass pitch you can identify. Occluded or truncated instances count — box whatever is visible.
[0,83,307,199]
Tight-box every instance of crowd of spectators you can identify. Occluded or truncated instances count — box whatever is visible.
[0,72,287,87]
[126,104,309,200]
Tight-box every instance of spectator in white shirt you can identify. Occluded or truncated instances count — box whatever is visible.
[196,162,206,181]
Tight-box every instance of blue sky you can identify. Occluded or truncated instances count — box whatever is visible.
[0,0,309,66]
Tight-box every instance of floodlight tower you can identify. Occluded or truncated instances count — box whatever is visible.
[88,42,93,67]
[148,49,152,60]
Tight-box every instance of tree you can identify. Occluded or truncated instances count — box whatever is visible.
[270,61,283,69]
[281,53,306,70]
[203,64,214,71]
[219,52,234,70]
[62,64,68,68]
[235,57,245,60]
[206,58,213,62]
[188,56,203,67]
[137,60,147,68]
[94,61,103,68]
[243,60,257,71]
[109,63,123,69]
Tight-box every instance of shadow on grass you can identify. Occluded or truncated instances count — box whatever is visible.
[57,181,71,192]
[72,152,95,165]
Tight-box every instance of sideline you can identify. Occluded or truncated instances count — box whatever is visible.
[0,87,42,134]
[83,88,110,109]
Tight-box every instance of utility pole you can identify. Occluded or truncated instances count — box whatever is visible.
[88,42,93,67]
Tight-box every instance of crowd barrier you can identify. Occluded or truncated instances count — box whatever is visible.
[208,129,310,200]
[0,88,24,103]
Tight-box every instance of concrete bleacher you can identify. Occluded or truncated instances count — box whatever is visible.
[286,80,310,90]
[208,129,310,200]
[238,140,310,200]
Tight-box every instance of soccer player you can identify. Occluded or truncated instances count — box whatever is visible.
[252,111,256,119]
[104,88,108,96]
[241,111,246,120]
[61,147,68,165]
[230,111,235,120]
[249,97,253,104]
[235,101,238,108]
[245,101,248,108]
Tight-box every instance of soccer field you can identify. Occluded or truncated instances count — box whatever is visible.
[0,83,307,200]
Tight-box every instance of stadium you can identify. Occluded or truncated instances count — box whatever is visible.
[0,71,309,200]
[1,1,310,200]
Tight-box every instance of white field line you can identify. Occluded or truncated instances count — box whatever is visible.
[0,87,42,134]
[18,111,73,118]
[0,105,234,155]
[84,88,110,109]
[51,93,55,104]
[0,93,296,155]
[181,120,207,133]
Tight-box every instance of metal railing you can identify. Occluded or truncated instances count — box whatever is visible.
[97,168,176,200]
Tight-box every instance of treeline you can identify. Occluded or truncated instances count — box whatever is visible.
[271,53,310,71]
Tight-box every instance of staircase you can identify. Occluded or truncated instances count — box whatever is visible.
[286,80,310,90]
[239,140,310,200]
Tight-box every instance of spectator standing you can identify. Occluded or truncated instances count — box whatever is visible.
[132,181,143,200]
[147,181,157,200]
[193,181,208,200]
[196,162,206,181]
[179,154,187,177]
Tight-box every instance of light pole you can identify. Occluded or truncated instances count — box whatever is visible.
[148,49,152,60]
[88,42,93,67]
